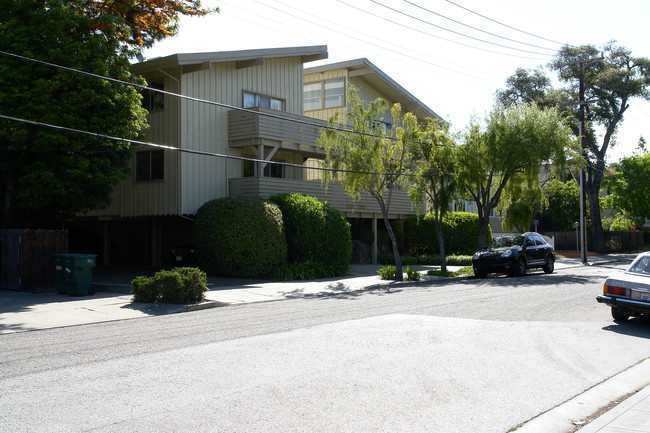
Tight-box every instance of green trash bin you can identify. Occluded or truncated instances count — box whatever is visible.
[53,254,97,296]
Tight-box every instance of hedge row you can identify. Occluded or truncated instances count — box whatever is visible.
[194,194,352,279]
[393,211,492,256]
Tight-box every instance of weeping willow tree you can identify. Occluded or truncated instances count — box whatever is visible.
[457,103,580,250]
[318,87,418,281]
[408,118,457,272]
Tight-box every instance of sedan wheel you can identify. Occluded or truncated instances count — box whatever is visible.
[611,307,630,322]
[543,255,555,274]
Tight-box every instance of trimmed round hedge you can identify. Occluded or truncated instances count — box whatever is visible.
[194,196,287,278]
[270,193,351,268]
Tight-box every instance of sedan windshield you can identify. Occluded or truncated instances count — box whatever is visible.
[491,235,524,248]
[629,256,650,275]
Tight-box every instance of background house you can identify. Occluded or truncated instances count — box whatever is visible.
[69,47,445,267]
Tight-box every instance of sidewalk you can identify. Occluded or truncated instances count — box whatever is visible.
[1,254,648,433]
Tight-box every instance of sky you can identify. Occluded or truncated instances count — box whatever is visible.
[141,0,650,162]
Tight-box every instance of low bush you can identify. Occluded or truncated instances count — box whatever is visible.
[405,266,421,281]
[377,265,397,280]
[132,267,208,304]
[427,266,473,278]
[378,253,472,266]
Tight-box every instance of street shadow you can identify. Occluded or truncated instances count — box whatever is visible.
[278,281,404,301]
[602,317,650,339]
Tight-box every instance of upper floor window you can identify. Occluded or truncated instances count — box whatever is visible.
[142,81,165,111]
[304,78,345,110]
[243,91,285,111]
[136,150,164,181]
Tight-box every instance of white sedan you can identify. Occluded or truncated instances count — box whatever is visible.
[597,251,650,321]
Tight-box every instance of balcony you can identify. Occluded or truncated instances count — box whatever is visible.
[228,107,328,157]
[229,176,417,219]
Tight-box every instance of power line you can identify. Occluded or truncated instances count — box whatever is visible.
[0,49,423,144]
[443,0,571,47]
[0,114,415,177]
[369,0,555,57]
[335,0,549,61]
[244,0,502,84]
[402,0,558,52]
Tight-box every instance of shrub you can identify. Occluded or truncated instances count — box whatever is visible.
[427,266,473,277]
[194,196,287,278]
[378,253,472,266]
[131,267,208,304]
[394,211,492,256]
[445,255,473,266]
[273,261,348,281]
[270,193,352,268]
[402,256,418,265]
[444,212,491,255]
[405,266,421,281]
[377,265,397,280]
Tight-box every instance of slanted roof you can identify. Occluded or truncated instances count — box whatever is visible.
[305,58,442,121]
[132,46,328,74]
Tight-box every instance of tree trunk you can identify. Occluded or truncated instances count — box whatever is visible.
[587,183,607,253]
[436,217,447,273]
[376,197,402,281]
[477,216,491,251]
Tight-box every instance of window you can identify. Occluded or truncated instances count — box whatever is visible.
[142,81,165,111]
[303,82,321,111]
[324,78,345,108]
[136,150,164,181]
[303,78,345,110]
[371,120,392,133]
[243,91,285,111]
[243,160,284,178]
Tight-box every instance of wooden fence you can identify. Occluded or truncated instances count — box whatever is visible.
[0,229,68,292]
[545,230,644,253]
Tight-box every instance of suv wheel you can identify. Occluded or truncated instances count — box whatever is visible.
[474,268,487,278]
[515,257,527,276]
[543,255,555,274]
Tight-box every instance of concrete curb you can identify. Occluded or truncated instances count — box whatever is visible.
[513,359,650,433]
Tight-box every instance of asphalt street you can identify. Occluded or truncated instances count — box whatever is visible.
[1,263,649,432]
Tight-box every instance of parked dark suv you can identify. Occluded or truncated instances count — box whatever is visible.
[472,232,555,278]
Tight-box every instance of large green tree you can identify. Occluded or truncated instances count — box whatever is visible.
[604,153,650,227]
[0,0,213,227]
[498,42,650,251]
[319,88,416,280]
[0,0,146,227]
[540,179,581,231]
[456,103,578,249]
[407,118,457,272]
[551,42,650,252]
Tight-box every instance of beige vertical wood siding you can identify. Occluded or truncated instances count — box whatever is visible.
[86,70,182,217]
[89,57,308,218]
[179,57,306,215]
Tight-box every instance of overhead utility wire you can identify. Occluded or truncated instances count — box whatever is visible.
[444,0,571,47]
[0,114,413,177]
[403,0,557,52]
[370,0,554,57]
[0,50,418,144]
[337,0,548,61]
[248,0,498,84]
